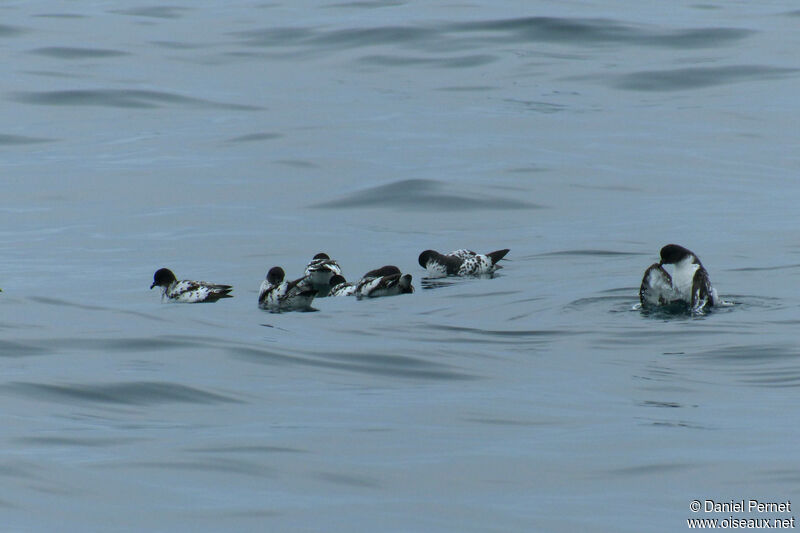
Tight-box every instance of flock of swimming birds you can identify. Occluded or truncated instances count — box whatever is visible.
[148,244,720,314]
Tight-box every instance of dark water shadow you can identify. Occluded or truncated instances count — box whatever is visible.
[13,436,146,447]
[311,25,437,48]
[502,98,566,114]
[150,40,206,50]
[6,381,243,405]
[536,249,643,258]
[464,416,557,427]
[419,323,569,347]
[234,16,751,57]
[638,419,709,430]
[639,400,686,409]
[697,344,797,362]
[11,89,261,110]
[110,6,189,19]
[275,159,317,168]
[604,462,695,477]
[358,54,496,68]
[316,471,381,488]
[0,462,40,480]
[691,344,800,388]
[0,134,54,145]
[229,345,472,380]
[727,263,800,272]
[29,47,129,59]
[108,458,274,477]
[420,278,459,290]
[32,13,88,19]
[447,17,752,48]
[611,65,798,91]
[0,336,209,357]
[0,340,49,358]
[226,132,283,143]
[312,178,537,211]
[185,444,306,454]
[29,296,163,322]
[325,1,406,8]
[437,85,496,92]
[0,25,27,37]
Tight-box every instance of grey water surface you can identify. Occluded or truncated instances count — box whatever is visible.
[2,1,799,531]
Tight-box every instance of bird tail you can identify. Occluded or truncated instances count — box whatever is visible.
[487,249,510,265]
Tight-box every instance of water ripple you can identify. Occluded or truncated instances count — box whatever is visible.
[226,132,282,143]
[313,26,437,48]
[420,323,568,347]
[696,344,798,363]
[0,25,27,37]
[727,263,800,272]
[0,134,54,145]
[6,381,243,405]
[110,6,189,19]
[612,65,798,91]
[112,459,274,477]
[229,345,471,380]
[606,462,695,477]
[0,340,49,358]
[316,471,381,488]
[11,89,260,110]
[358,54,496,68]
[449,17,752,48]
[29,47,130,59]
[235,17,752,56]
[13,436,145,447]
[312,178,537,211]
[537,249,642,257]
[325,1,406,8]
[185,445,306,454]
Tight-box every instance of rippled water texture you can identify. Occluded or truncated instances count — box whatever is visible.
[2,1,800,531]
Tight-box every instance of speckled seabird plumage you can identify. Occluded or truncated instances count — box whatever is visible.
[356,273,413,299]
[327,266,414,299]
[418,248,509,278]
[303,252,342,297]
[150,268,233,303]
[355,266,413,299]
[328,274,357,297]
[639,244,717,312]
[259,266,317,312]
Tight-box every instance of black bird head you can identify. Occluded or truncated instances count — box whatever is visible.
[151,268,177,289]
[418,250,438,268]
[266,266,285,285]
[659,244,697,265]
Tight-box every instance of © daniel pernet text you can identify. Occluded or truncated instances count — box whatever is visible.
[695,500,792,514]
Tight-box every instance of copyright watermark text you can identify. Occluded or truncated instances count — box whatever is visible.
[688,499,794,529]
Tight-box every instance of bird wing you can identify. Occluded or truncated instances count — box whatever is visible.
[639,264,676,306]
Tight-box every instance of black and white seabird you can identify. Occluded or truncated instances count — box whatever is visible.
[327,265,414,299]
[303,253,342,297]
[150,268,233,303]
[418,248,509,278]
[328,274,356,297]
[356,271,414,299]
[639,244,717,311]
[259,266,317,312]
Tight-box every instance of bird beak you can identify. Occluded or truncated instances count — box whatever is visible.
[150,282,156,289]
